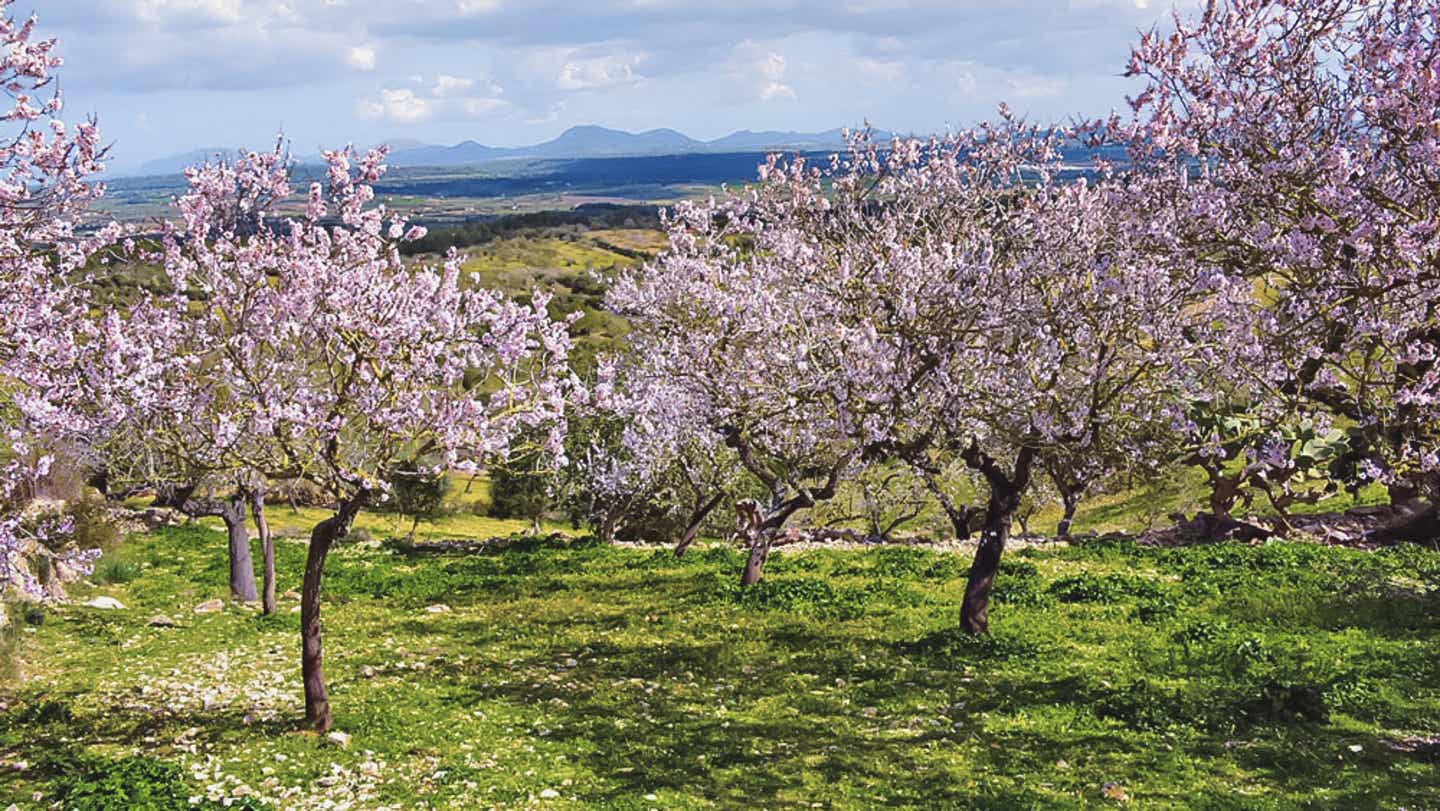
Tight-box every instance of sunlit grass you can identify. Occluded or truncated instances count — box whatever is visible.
[4,530,1436,808]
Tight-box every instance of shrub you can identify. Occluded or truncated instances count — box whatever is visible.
[267,478,332,509]
[1095,679,1205,731]
[377,464,451,530]
[63,493,120,553]
[904,627,1042,663]
[93,557,141,585]
[41,750,194,810]
[736,577,838,613]
[1237,681,1329,725]
[1136,596,1179,623]
[488,455,552,532]
[22,604,45,625]
[991,560,1050,606]
[871,547,936,579]
[1049,573,1167,603]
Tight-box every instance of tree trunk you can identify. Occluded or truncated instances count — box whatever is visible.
[221,499,258,603]
[301,494,367,733]
[1206,466,1239,518]
[673,493,722,558]
[957,444,1034,636]
[740,531,773,587]
[959,492,1016,635]
[944,506,976,544]
[735,499,769,587]
[597,510,619,545]
[249,487,275,616]
[1057,492,1079,538]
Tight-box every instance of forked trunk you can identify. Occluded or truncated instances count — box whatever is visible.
[176,486,257,602]
[301,494,367,733]
[959,496,1015,635]
[957,444,1034,635]
[249,487,275,616]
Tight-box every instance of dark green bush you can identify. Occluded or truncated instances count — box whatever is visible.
[93,557,141,585]
[904,627,1042,663]
[1049,573,1167,603]
[22,603,45,625]
[62,493,120,554]
[1237,680,1329,725]
[736,577,839,614]
[378,464,452,528]
[764,551,823,574]
[992,560,1051,606]
[1136,596,1179,623]
[41,750,193,810]
[1172,619,1228,650]
[488,456,552,530]
[1095,679,1207,731]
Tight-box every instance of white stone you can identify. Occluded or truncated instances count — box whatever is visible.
[83,596,126,610]
[193,598,225,614]
[327,731,351,749]
[424,604,451,614]
[539,789,560,799]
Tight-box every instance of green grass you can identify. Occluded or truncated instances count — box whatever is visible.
[3,528,1438,809]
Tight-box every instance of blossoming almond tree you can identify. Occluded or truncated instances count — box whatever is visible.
[861,123,1231,633]
[607,174,915,586]
[164,146,575,732]
[619,120,1234,630]
[1121,0,1440,540]
[33,144,575,729]
[0,0,114,599]
[573,360,742,554]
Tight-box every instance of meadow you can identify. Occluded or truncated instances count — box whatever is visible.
[3,519,1438,810]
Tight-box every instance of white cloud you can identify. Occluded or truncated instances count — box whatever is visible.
[132,0,244,25]
[432,75,476,97]
[556,54,643,91]
[944,60,1066,101]
[456,0,503,14]
[461,97,508,117]
[857,57,904,83]
[357,88,434,124]
[346,45,377,71]
[732,46,796,102]
[360,77,508,123]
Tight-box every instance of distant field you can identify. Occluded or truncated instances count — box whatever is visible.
[93,150,803,227]
[453,235,637,289]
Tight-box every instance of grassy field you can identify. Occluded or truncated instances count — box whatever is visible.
[3,523,1438,809]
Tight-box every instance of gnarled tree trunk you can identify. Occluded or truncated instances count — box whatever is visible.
[1057,490,1079,538]
[736,499,769,586]
[958,444,1035,635]
[959,492,1017,634]
[301,493,367,733]
[222,499,258,603]
[673,493,722,558]
[178,485,258,603]
[248,485,275,615]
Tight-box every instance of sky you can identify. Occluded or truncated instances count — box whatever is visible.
[38,0,1181,173]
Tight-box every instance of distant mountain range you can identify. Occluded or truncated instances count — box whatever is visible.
[128,125,885,177]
